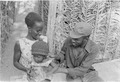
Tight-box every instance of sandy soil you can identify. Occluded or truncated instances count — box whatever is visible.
[0,14,28,81]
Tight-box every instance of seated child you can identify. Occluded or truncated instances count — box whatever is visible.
[29,40,59,82]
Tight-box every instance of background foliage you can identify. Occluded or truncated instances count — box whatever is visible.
[37,0,49,35]
[0,1,15,54]
[0,0,120,63]
[48,0,120,62]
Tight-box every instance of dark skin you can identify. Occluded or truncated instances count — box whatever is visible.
[55,35,90,74]
[13,21,44,76]
[32,54,59,82]
[55,35,90,62]
[13,41,28,72]
[71,35,90,47]
[33,54,46,63]
[27,22,44,40]
[33,54,59,74]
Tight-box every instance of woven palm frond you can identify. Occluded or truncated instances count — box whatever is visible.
[47,0,120,62]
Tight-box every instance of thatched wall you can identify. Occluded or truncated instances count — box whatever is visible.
[47,0,120,63]
[0,1,15,54]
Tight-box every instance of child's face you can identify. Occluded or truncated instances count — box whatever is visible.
[33,54,46,63]
[30,22,44,40]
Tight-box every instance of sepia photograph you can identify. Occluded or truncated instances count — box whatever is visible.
[0,0,120,82]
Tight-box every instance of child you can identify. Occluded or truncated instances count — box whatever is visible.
[13,12,45,82]
[29,40,59,82]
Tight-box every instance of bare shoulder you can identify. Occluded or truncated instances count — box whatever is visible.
[14,40,20,48]
[14,40,21,61]
[14,38,24,49]
[14,40,21,52]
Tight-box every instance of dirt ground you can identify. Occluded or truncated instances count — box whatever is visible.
[93,59,120,82]
[0,13,28,81]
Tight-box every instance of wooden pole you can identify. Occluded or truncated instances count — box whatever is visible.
[47,0,58,54]
[41,0,44,21]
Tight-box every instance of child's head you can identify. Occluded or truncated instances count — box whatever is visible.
[32,54,46,63]
[25,12,44,40]
[32,41,49,63]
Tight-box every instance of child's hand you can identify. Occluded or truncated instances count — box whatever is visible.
[48,53,55,58]
[27,68,37,77]
[30,70,37,77]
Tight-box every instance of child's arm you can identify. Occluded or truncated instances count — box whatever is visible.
[13,41,30,73]
[13,41,36,77]
[47,61,59,75]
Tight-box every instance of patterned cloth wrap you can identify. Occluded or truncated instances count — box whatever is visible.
[29,58,53,82]
[30,40,53,82]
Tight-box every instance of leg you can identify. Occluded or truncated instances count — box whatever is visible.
[51,73,67,82]
[83,71,104,82]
